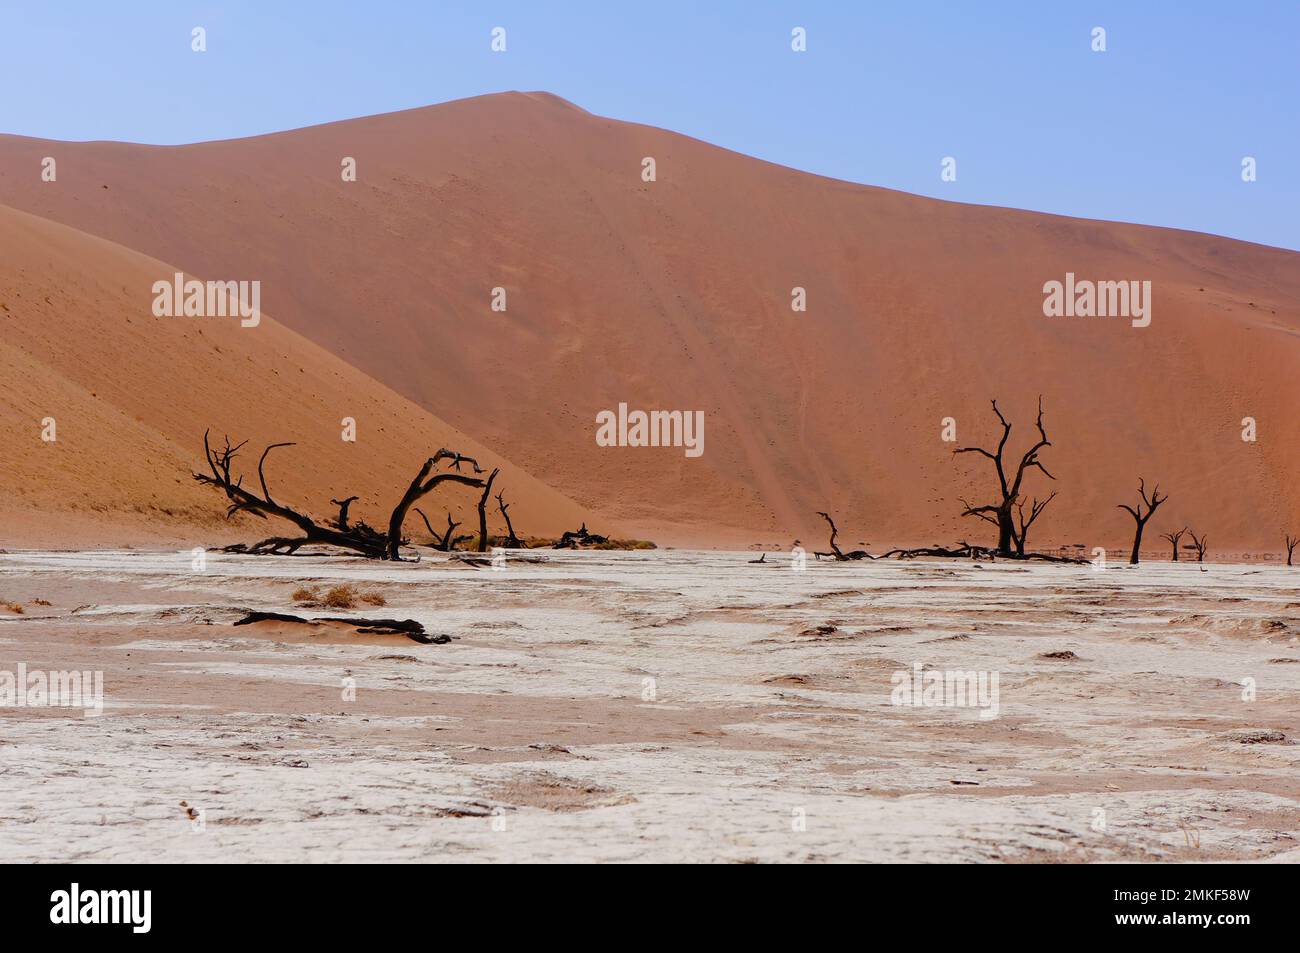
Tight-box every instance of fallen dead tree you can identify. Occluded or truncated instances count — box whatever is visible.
[877,543,1086,564]
[813,512,871,560]
[194,431,485,560]
[233,610,445,644]
[448,551,549,568]
[879,542,997,560]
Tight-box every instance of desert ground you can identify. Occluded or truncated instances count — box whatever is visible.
[1,546,1296,863]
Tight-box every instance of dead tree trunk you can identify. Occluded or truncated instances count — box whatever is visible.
[195,432,484,560]
[1286,534,1299,566]
[476,468,499,552]
[955,397,1055,557]
[1187,530,1208,563]
[496,491,523,548]
[1118,478,1167,565]
[1014,492,1057,556]
[1160,527,1187,562]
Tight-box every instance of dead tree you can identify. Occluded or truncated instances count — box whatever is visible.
[496,491,523,548]
[195,431,484,560]
[1286,534,1299,566]
[1186,529,1208,563]
[1014,491,1057,556]
[1117,479,1167,565]
[1160,527,1187,561]
[476,468,499,552]
[955,397,1054,557]
[234,610,440,644]
[814,512,870,560]
[383,450,486,559]
[416,509,472,552]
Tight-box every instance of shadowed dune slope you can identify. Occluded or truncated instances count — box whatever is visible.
[2,91,1299,549]
[0,203,596,549]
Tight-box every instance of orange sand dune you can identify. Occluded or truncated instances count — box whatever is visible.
[2,91,1299,550]
[0,203,595,549]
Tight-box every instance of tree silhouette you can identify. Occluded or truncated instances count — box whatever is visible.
[955,397,1054,556]
[1117,478,1167,565]
[1160,527,1187,562]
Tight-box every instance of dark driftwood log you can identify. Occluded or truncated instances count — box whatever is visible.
[232,611,447,644]
[450,551,549,566]
[880,543,995,560]
[877,542,1087,564]
[1118,478,1168,565]
[219,536,312,556]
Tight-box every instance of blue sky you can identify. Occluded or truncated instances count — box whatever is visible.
[3,1,1297,249]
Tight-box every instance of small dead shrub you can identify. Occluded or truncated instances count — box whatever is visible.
[291,583,384,609]
[321,584,359,609]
